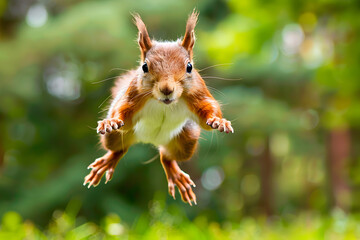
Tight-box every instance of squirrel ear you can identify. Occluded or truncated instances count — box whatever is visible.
[133,13,152,59]
[182,10,199,51]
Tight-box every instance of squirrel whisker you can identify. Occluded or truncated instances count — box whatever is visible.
[91,75,121,85]
[207,86,226,98]
[98,94,113,109]
[202,76,243,81]
[197,63,233,72]
[109,67,129,72]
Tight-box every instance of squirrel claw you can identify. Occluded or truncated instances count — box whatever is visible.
[206,117,234,134]
[97,118,124,135]
[166,169,197,206]
[84,154,119,188]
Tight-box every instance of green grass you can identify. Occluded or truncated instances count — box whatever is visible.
[1,201,359,240]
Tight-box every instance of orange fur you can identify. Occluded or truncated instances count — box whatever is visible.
[84,11,233,205]
[133,14,152,61]
[182,9,199,58]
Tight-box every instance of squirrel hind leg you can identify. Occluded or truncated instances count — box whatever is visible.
[84,129,133,188]
[160,155,197,206]
[159,121,200,205]
[161,120,200,162]
[84,149,127,188]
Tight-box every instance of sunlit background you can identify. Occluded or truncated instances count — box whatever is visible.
[1,0,360,238]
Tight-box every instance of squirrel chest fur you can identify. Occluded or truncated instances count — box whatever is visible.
[133,98,194,146]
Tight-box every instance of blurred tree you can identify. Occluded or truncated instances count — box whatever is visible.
[327,129,351,210]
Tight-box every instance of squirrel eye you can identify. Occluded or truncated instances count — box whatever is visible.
[186,62,192,73]
[142,62,149,73]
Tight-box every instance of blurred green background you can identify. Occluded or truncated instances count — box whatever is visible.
[1,0,360,239]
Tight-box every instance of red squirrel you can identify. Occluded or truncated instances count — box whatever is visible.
[84,11,234,205]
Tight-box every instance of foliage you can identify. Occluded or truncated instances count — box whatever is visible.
[1,199,360,240]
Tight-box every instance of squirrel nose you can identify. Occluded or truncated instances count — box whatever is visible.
[160,87,174,96]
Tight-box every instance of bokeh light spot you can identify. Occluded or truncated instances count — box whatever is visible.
[26,4,48,28]
[300,109,319,130]
[45,61,81,101]
[107,223,125,236]
[201,166,225,191]
[281,24,304,55]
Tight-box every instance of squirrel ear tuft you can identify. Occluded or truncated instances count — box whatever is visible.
[133,13,152,59]
[182,9,199,51]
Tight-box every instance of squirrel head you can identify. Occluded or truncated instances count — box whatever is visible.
[133,10,199,105]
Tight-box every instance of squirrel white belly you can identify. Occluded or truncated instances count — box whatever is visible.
[133,98,194,146]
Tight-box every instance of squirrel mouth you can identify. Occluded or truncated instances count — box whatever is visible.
[161,98,174,105]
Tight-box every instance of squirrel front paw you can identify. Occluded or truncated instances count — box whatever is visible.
[97,118,124,134]
[206,117,234,133]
